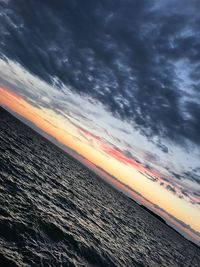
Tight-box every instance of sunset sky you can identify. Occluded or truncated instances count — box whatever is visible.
[0,0,200,245]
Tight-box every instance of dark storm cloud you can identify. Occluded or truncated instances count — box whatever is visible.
[1,0,200,147]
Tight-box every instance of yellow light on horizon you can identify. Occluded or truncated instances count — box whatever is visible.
[1,87,200,238]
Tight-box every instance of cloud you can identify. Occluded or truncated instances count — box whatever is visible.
[183,170,200,186]
[0,0,200,211]
[1,56,200,206]
[166,184,176,194]
[0,0,200,149]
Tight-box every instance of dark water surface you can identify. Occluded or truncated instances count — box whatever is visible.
[0,108,199,267]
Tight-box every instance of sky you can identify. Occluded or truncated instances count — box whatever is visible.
[0,0,200,244]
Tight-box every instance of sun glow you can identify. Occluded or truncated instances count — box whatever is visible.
[1,86,200,243]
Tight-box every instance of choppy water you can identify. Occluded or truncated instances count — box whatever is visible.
[0,108,199,267]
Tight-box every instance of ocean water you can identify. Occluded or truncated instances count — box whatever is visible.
[0,107,199,267]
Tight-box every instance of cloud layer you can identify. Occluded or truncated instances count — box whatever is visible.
[0,1,200,208]
[1,0,200,147]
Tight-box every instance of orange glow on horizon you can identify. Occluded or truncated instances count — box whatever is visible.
[1,86,200,243]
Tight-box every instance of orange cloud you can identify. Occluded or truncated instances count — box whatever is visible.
[0,87,23,101]
[78,125,162,180]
